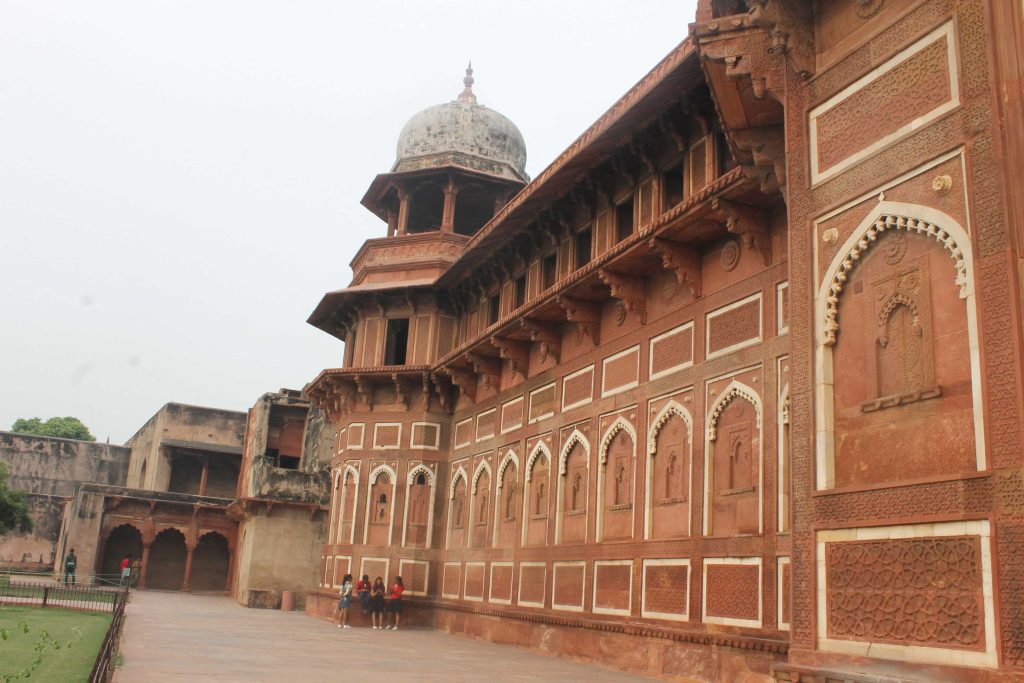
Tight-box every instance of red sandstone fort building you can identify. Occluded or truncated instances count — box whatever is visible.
[1,1,1022,681]
[302,0,1024,680]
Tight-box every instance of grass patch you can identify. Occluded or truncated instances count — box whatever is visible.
[0,606,111,683]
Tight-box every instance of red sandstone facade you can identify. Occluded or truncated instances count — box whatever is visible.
[304,1,1024,680]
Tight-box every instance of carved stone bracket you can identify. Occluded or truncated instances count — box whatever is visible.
[714,198,771,266]
[446,368,477,402]
[429,373,455,413]
[466,353,502,392]
[520,318,562,364]
[391,373,410,409]
[597,269,647,324]
[556,296,601,345]
[353,375,374,410]
[648,238,702,298]
[490,336,530,378]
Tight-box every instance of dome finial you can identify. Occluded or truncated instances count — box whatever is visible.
[458,61,477,104]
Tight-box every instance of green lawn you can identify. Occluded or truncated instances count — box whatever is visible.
[0,606,112,683]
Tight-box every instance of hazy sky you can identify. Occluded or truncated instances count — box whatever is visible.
[1,1,699,443]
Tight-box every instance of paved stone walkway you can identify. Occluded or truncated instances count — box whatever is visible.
[114,590,658,682]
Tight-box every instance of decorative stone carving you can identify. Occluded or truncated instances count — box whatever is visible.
[707,384,762,442]
[822,214,968,346]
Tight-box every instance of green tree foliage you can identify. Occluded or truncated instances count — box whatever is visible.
[0,462,32,534]
[10,416,95,442]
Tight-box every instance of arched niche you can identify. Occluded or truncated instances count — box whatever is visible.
[493,450,520,548]
[815,204,982,490]
[556,430,590,545]
[596,417,637,543]
[363,465,396,546]
[522,443,552,547]
[447,467,468,549]
[703,381,762,537]
[403,464,436,549]
[646,401,693,540]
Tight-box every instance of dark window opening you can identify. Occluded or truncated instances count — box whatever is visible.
[407,185,444,233]
[661,161,685,211]
[615,197,635,242]
[454,185,496,236]
[384,318,410,365]
[574,228,592,270]
[715,129,738,175]
[514,275,526,309]
[277,455,300,470]
[415,473,427,486]
[542,254,557,290]
[488,294,500,326]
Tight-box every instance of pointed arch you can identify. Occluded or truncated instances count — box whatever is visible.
[367,463,396,486]
[402,463,436,549]
[648,400,694,454]
[706,380,762,442]
[471,460,493,493]
[814,202,984,489]
[337,463,361,544]
[524,442,551,482]
[496,450,520,489]
[363,464,397,546]
[449,466,468,498]
[598,416,637,464]
[703,379,763,536]
[406,463,435,486]
[558,429,590,475]
[645,400,694,540]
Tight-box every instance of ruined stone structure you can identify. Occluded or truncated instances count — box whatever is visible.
[3,395,331,608]
[304,1,1024,680]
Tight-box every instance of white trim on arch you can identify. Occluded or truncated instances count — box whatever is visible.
[493,449,520,546]
[469,460,493,547]
[522,442,552,547]
[595,415,637,543]
[362,464,397,546]
[702,379,763,536]
[336,464,361,544]
[645,400,694,540]
[813,201,984,490]
[401,464,437,549]
[446,466,469,549]
[555,429,590,545]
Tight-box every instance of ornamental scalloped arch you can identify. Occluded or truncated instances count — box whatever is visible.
[449,466,468,499]
[343,464,359,485]
[706,380,762,442]
[647,400,694,455]
[818,206,972,347]
[558,429,591,475]
[524,442,552,482]
[471,460,492,494]
[367,463,396,486]
[406,463,435,487]
[496,450,520,490]
[813,201,984,488]
[598,416,638,464]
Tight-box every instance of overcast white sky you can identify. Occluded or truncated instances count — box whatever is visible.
[0,1,699,443]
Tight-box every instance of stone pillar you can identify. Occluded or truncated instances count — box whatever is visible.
[199,457,209,497]
[386,209,398,238]
[396,187,409,235]
[182,544,195,592]
[139,542,151,589]
[441,178,459,232]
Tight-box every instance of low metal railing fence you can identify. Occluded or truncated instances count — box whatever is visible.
[87,586,129,683]
[0,577,126,613]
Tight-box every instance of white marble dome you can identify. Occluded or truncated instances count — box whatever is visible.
[393,65,528,182]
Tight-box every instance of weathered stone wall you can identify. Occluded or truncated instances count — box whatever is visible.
[234,506,325,609]
[0,431,130,567]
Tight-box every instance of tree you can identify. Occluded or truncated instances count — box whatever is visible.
[10,416,95,442]
[0,462,32,535]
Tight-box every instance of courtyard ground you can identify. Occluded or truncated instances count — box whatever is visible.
[0,605,112,682]
[114,590,659,682]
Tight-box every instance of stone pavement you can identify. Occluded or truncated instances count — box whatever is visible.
[114,590,659,682]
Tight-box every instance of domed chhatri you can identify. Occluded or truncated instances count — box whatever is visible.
[394,64,529,183]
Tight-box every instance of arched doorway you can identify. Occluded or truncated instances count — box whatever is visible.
[147,528,187,590]
[99,524,142,587]
[190,532,229,592]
